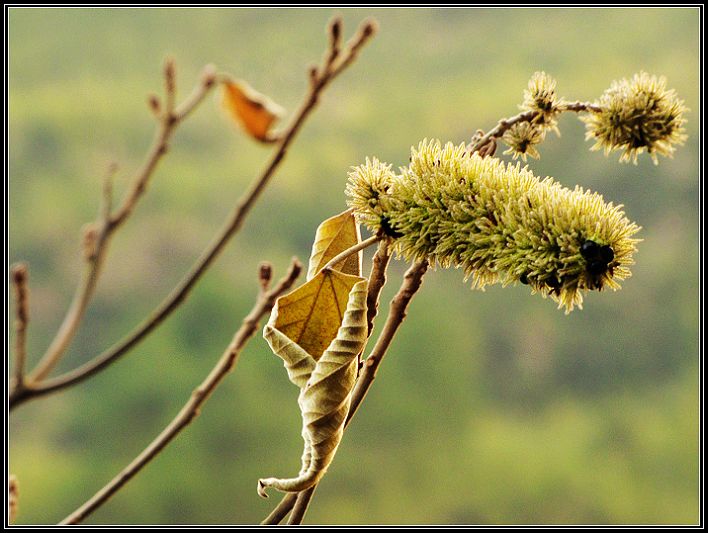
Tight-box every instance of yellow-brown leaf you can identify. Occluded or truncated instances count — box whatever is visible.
[270,268,364,361]
[259,279,369,497]
[221,78,284,142]
[307,210,362,280]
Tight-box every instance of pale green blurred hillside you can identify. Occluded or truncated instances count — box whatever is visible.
[8,7,699,525]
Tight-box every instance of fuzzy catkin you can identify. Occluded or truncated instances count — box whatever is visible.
[347,139,641,312]
[582,72,687,164]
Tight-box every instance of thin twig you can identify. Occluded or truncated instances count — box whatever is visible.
[24,63,216,386]
[164,57,176,118]
[468,100,601,154]
[266,259,429,524]
[348,260,429,422]
[321,234,383,273]
[10,18,376,410]
[8,475,18,524]
[60,259,302,525]
[326,17,342,67]
[10,264,29,390]
[563,100,602,114]
[261,493,298,525]
[100,163,117,223]
[365,239,392,336]
[175,65,217,121]
[330,18,378,78]
[468,110,536,154]
[287,485,317,525]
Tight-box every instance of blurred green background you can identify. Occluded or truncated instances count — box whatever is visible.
[8,7,699,525]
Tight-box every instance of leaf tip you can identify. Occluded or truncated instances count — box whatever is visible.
[257,480,269,499]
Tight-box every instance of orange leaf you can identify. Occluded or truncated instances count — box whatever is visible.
[221,78,284,142]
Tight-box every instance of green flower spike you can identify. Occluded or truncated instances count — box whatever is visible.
[502,121,545,161]
[582,72,687,164]
[521,71,563,135]
[347,139,642,313]
[345,157,400,237]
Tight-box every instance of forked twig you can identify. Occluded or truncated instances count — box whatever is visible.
[21,63,216,387]
[61,260,302,525]
[10,17,377,411]
[468,101,602,154]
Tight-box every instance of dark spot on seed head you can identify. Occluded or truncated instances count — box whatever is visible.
[599,245,614,263]
[580,240,600,259]
[587,260,607,275]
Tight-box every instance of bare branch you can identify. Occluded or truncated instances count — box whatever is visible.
[10,17,377,411]
[261,493,298,525]
[468,100,601,154]
[330,18,378,78]
[349,260,429,422]
[8,475,18,524]
[287,485,317,525]
[60,259,302,525]
[365,239,392,336]
[468,110,536,154]
[23,62,216,387]
[11,264,29,389]
[563,100,602,113]
[100,163,117,223]
[326,16,342,66]
[163,56,176,117]
[174,64,217,121]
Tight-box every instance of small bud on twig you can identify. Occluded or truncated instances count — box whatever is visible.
[259,262,273,292]
[164,57,176,94]
[8,475,18,524]
[329,17,342,43]
[11,263,27,286]
[327,17,343,63]
[164,56,177,117]
[308,65,319,86]
[201,64,217,88]
[360,19,377,39]
[147,94,161,116]
[82,223,99,262]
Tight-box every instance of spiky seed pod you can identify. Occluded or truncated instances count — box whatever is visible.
[345,157,401,237]
[582,72,687,164]
[346,139,642,313]
[502,121,545,161]
[521,71,563,134]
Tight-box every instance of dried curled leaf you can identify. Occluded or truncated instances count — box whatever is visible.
[259,278,369,497]
[267,267,364,362]
[307,209,362,280]
[221,78,284,142]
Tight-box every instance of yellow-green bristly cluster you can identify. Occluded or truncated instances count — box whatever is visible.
[346,140,641,312]
[582,72,687,164]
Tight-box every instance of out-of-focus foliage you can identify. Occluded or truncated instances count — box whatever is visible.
[8,7,699,525]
